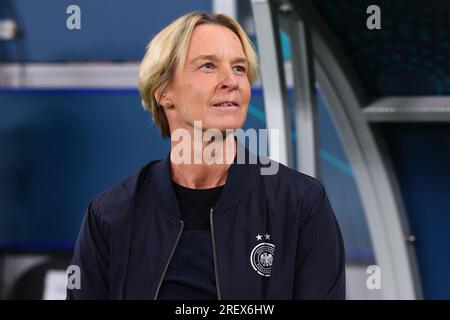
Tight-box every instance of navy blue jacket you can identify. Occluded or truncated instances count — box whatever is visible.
[67,148,345,300]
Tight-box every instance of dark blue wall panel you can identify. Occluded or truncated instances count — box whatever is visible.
[1,0,211,62]
[381,123,450,299]
[0,90,168,248]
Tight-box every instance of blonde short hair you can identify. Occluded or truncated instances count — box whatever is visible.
[138,12,259,138]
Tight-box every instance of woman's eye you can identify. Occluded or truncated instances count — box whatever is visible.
[233,65,246,73]
[201,63,215,70]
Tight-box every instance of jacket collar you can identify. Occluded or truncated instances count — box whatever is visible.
[149,140,259,220]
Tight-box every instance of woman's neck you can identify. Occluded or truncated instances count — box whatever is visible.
[169,133,236,189]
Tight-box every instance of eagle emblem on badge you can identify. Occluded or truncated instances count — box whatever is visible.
[250,234,275,277]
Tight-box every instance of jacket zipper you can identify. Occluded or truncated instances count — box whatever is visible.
[210,208,222,300]
[153,220,184,300]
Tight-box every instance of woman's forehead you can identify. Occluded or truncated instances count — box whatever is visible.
[187,24,245,57]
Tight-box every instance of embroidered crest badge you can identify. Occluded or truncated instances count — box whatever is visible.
[250,234,275,277]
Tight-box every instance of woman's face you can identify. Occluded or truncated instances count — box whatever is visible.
[162,24,251,135]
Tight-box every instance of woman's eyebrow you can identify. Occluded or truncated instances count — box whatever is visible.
[189,54,248,65]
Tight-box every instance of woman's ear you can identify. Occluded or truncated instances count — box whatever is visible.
[155,89,173,108]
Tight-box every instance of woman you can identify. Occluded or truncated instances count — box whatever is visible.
[67,11,345,300]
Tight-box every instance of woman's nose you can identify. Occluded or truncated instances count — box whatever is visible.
[218,71,239,91]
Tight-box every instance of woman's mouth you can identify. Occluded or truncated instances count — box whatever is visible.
[212,102,240,109]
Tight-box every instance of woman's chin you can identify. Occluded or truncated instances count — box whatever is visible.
[204,121,244,133]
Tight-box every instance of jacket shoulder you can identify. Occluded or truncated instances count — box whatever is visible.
[258,158,327,218]
[89,159,161,217]
[278,162,324,193]
[259,157,324,195]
